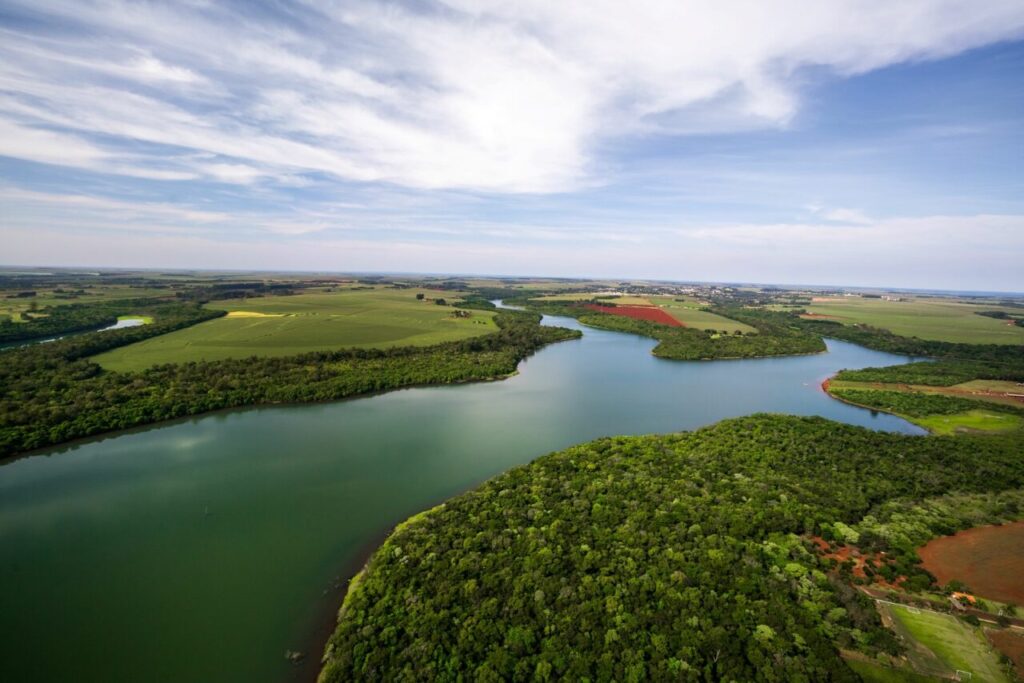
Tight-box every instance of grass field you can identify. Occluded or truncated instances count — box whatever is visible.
[882,602,1009,682]
[845,657,942,682]
[802,297,1024,344]
[914,410,1024,435]
[93,288,497,372]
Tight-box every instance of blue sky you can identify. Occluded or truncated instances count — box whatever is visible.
[2,1,1023,291]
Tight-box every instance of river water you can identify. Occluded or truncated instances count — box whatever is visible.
[0,311,923,682]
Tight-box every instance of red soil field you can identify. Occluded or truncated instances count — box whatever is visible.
[583,304,683,327]
[987,630,1024,678]
[918,521,1024,605]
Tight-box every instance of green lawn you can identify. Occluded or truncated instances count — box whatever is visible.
[884,603,1009,682]
[846,657,941,683]
[912,410,1024,436]
[803,297,1024,344]
[93,288,497,372]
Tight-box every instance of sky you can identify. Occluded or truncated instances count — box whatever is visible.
[1,1,1023,291]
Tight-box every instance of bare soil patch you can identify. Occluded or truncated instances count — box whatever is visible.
[987,629,1024,678]
[918,521,1024,605]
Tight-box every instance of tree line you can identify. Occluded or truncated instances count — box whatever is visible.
[0,308,579,458]
[319,415,1024,682]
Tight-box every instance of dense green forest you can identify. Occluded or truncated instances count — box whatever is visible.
[515,298,826,360]
[0,309,578,457]
[319,415,1024,682]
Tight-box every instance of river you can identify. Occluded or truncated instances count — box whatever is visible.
[0,310,923,682]
[0,316,148,351]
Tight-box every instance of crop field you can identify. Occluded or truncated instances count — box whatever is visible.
[537,293,757,333]
[0,284,171,322]
[93,288,497,372]
[802,297,1024,344]
[882,602,1009,682]
[653,298,758,334]
[918,521,1024,605]
[583,303,683,326]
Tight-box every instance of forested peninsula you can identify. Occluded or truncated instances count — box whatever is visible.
[0,307,578,458]
[318,415,1024,682]
[514,297,827,360]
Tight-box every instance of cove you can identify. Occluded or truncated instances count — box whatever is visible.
[0,311,924,683]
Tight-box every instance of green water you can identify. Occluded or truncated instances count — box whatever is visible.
[0,312,923,682]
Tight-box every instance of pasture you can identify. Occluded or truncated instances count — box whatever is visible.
[802,297,1024,344]
[914,409,1024,435]
[93,288,497,372]
[882,602,1009,682]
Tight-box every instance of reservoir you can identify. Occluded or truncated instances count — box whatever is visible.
[0,311,924,682]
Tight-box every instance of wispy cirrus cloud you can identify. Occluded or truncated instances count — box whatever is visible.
[1,1,1023,192]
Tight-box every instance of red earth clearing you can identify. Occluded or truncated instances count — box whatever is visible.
[809,537,905,590]
[918,521,1024,605]
[987,630,1024,679]
[583,304,684,327]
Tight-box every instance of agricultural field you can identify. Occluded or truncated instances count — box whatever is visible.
[0,284,171,322]
[653,298,758,334]
[986,630,1024,680]
[881,602,1009,682]
[536,292,757,333]
[918,522,1024,606]
[802,297,1024,344]
[93,288,497,372]
[826,377,1024,435]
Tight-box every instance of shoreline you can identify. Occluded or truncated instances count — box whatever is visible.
[286,528,393,683]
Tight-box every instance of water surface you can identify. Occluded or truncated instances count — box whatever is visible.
[0,312,923,682]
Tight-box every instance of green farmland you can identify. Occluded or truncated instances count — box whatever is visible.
[804,297,1024,344]
[94,288,496,372]
[534,293,757,334]
[654,298,757,334]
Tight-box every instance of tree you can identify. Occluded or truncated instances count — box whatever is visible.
[435,298,447,305]
[416,293,425,300]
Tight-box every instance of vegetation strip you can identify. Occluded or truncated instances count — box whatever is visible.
[0,308,579,458]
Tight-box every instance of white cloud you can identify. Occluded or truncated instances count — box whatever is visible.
[0,1,1022,192]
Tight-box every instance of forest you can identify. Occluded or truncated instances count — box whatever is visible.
[319,415,1024,682]
[0,308,578,457]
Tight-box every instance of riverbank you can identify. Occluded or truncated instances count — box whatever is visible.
[0,313,924,683]
[316,414,1024,681]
